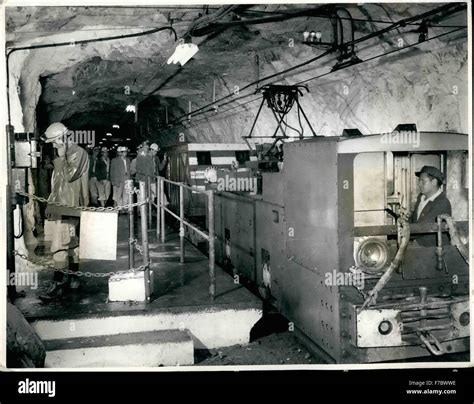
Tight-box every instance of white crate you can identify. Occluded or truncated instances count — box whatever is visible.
[108,271,148,302]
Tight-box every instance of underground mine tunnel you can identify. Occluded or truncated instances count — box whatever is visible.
[4,3,470,368]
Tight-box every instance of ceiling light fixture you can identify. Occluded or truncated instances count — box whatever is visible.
[112,124,120,129]
[106,133,112,137]
[125,105,136,113]
[303,28,336,50]
[167,38,199,67]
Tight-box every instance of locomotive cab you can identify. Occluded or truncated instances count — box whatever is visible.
[282,131,469,363]
[346,133,469,361]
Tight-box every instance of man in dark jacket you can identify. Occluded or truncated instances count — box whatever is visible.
[110,146,131,209]
[95,147,111,207]
[88,147,100,206]
[410,165,451,247]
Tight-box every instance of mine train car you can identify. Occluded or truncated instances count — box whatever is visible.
[164,143,254,218]
[210,131,469,363]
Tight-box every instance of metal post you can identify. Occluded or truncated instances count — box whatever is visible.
[139,181,151,301]
[147,176,152,228]
[6,125,17,300]
[126,179,134,270]
[179,185,185,263]
[160,177,165,243]
[156,176,160,240]
[208,191,215,300]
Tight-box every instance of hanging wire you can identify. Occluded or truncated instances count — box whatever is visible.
[167,3,465,127]
[169,25,467,131]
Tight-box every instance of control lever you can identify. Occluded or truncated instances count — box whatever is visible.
[385,208,399,221]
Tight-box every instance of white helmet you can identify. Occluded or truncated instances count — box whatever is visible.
[43,122,68,143]
[117,146,128,152]
[150,143,159,151]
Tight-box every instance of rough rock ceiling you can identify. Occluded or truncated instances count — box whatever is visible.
[6,4,468,146]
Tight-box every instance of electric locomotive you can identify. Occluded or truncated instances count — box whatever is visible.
[212,130,469,363]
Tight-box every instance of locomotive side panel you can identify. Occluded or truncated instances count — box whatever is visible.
[213,191,258,283]
[282,138,342,360]
[255,200,286,304]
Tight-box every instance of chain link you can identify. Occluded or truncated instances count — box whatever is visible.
[129,238,144,256]
[13,250,150,278]
[16,190,147,212]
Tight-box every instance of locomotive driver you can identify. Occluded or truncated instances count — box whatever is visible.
[411,165,452,247]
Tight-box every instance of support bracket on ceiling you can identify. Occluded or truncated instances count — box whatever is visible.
[244,84,318,141]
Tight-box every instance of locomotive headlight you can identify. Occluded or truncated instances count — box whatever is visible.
[355,238,390,273]
[378,320,393,335]
[459,311,469,327]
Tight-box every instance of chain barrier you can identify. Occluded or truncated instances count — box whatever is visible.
[13,250,151,278]
[15,190,147,212]
[13,187,151,278]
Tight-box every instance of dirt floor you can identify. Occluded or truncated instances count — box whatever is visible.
[196,331,322,366]
[195,329,470,366]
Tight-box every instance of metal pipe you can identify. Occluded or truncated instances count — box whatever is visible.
[208,190,216,300]
[160,175,165,243]
[419,286,428,331]
[139,181,151,301]
[6,124,16,300]
[147,176,152,228]
[126,179,135,270]
[156,176,161,240]
[180,185,185,263]
[160,177,209,194]
[7,185,16,300]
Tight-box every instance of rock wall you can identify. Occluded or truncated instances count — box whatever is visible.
[162,37,468,145]
[6,5,467,144]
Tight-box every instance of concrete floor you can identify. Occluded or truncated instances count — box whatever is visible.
[15,214,261,321]
[12,213,324,366]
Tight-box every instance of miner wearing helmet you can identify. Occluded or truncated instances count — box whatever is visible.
[39,122,90,300]
[149,142,169,202]
[150,142,168,173]
[110,146,131,209]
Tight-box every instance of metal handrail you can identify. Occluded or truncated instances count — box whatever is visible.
[159,176,210,194]
[145,174,216,299]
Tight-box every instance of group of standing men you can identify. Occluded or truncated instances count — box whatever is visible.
[88,141,168,209]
